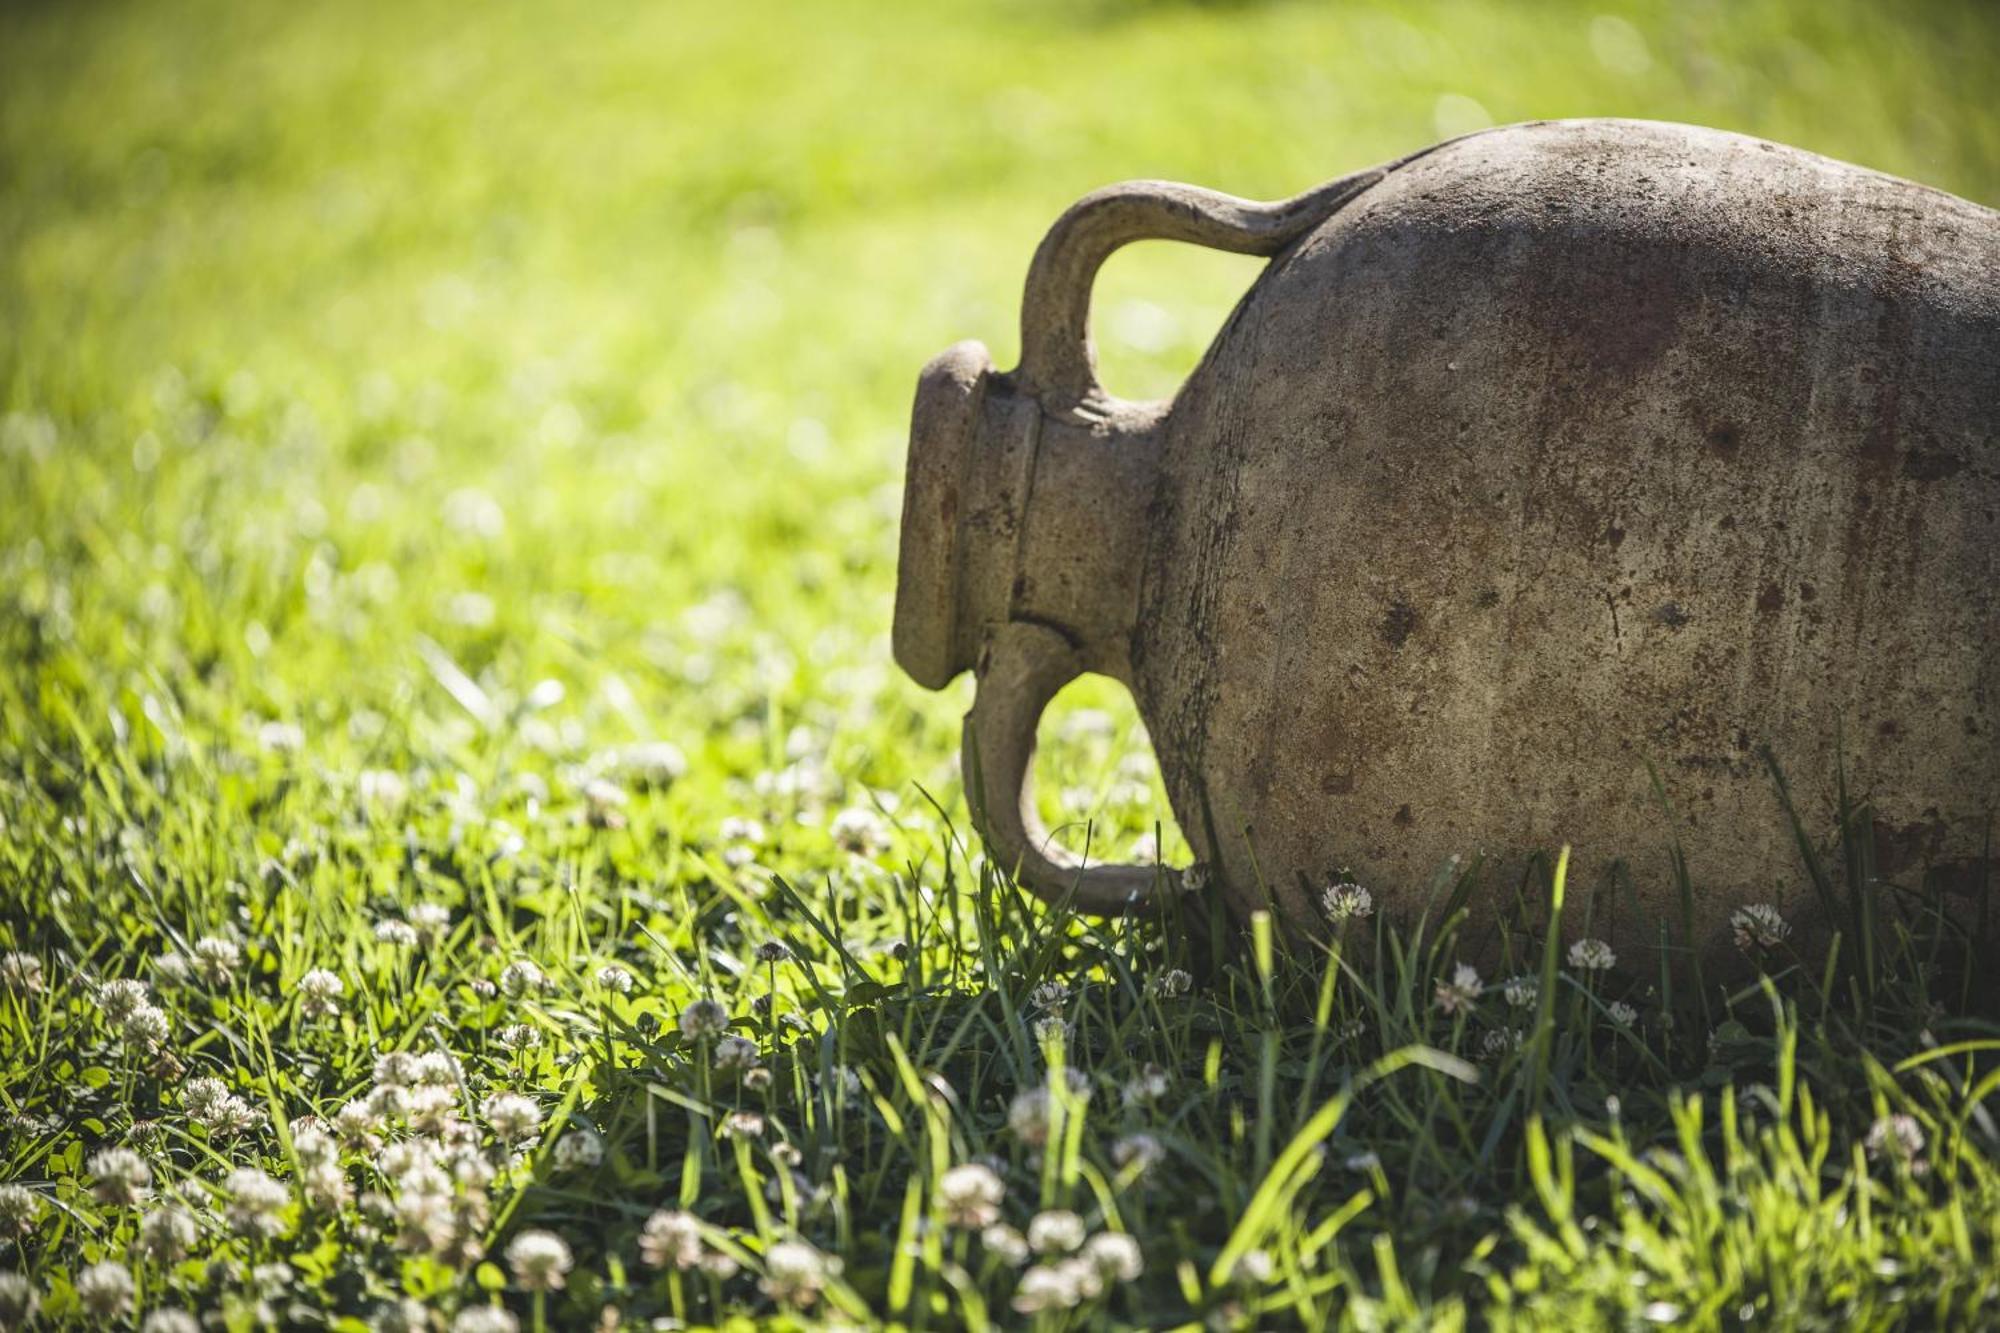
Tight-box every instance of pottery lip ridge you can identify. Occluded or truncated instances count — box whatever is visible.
[894,338,993,691]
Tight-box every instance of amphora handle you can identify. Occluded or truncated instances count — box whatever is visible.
[1015,173,1388,418]
[965,621,1167,915]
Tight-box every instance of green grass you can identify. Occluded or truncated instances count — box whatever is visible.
[3,0,1999,1327]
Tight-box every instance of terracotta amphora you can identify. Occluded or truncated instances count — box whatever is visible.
[894,118,2000,959]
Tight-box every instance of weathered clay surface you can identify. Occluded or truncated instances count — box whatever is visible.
[894,119,2000,962]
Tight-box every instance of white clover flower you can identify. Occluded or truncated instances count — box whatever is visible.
[1084,1231,1144,1281]
[191,935,242,985]
[141,1308,201,1333]
[504,1229,572,1291]
[357,769,410,812]
[1607,1001,1639,1027]
[74,1260,134,1319]
[1032,1015,1073,1044]
[982,1222,1030,1265]
[98,978,152,1024]
[497,1023,541,1052]
[412,1051,462,1088]
[1112,1132,1166,1175]
[1730,903,1792,952]
[1501,975,1539,1009]
[404,1084,460,1135]
[613,740,687,791]
[761,1239,838,1309]
[1866,1113,1927,1170]
[817,1064,862,1103]
[122,1003,172,1051]
[224,1167,291,1239]
[1567,938,1617,972]
[499,960,545,998]
[1007,1070,1089,1147]
[829,806,890,857]
[334,1100,383,1149]
[1229,1247,1274,1285]
[374,1051,420,1087]
[154,952,193,987]
[595,964,635,994]
[451,1308,520,1333]
[408,903,453,942]
[679,998,730,1040]
[937,1163,1006,1229]
[640,1208,704,1270]
[1481,1027,1524,1058]
[713,1035,761,1072]
[721,1111,765,1141]
[0,1271,36,1326]
[1178,862,1210,894]
[720,815,768,845]
[1321,881,1374,923]
[553,1128,604,1171]
[1028,980,1069,1011]
[1121,1063,1171,1106]
[1026,1209,1086,1255]
[1146,968,1193,999]
[0,1185,37,1238]
[719,817,768,868]
[138,1205,198,1262]
[303,1160,350,1212]
[1345,1150,1382,1173]
[1011,1262,1083,1313]
[1,953,44,994]
[581,778,629,825]
[299,968,344,1018]
[375,920,419,947]
[251,1261,295,1298]
[88,1147,152,1206]
[1434,963,1484,1016]
[482,1094,542,1144]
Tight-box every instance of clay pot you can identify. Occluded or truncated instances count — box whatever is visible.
[893,119,2000,959]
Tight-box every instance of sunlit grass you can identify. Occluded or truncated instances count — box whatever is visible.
[2,0,1998,1326]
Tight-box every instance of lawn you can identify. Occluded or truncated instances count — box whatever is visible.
[3,0,2000,1328]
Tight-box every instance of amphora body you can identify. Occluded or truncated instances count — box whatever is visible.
[894,119,2000,959]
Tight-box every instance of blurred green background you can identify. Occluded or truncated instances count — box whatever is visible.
[3,0,1998,844]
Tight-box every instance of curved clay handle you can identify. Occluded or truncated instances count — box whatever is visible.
[965,621,1165,915]
[1016,171,1389,417]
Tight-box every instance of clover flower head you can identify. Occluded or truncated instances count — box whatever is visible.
[1084,1231,1144,1281]
[1322,881,1374,923]
[761,1239,839,1309]
[1730,903,1791,952]
[1113,1132,1166,1175]
[75,1261,134,1319]
[679,998,730,1040]
[138,1205,198,1262]
[499,960,545,998]
[482,1093,542,1144]
[1433,963,1484,1015]
[713,1035,761,1072]
[504,1229,572,1291]
[89,1147,152,1206]
[639,1209,704,1270]
[1567,938,1617,972]
[937,1163,1006,1229]
[1027,1209,1086,1255]
[223,1167,291,1239]
[191,935,242,984]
